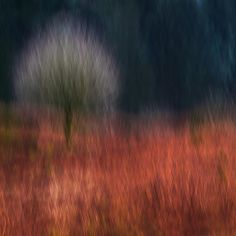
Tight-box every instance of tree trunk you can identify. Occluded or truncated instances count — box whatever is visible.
[64,107,73,148]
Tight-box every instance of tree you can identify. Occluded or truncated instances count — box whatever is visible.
[14,16,119,146]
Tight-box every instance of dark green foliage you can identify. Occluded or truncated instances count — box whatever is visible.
[1,0,236,112]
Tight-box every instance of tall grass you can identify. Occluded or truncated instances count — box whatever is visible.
[0,111,236,235]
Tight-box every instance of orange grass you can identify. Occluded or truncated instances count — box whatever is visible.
[0,113,236,235]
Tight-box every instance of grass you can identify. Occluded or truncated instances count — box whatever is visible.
[0,108,236,235]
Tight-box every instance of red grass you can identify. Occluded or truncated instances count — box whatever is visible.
[0,113,236,235]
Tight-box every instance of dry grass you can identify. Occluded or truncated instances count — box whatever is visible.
[0,110,236,235]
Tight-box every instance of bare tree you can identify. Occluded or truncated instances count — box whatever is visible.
[14,16,119,146]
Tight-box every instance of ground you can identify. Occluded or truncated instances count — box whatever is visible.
[0,107,235,235]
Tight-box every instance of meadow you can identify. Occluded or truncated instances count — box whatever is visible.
[0,106,236,235]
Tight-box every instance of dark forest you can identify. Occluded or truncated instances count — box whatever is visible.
[1,0,236,112]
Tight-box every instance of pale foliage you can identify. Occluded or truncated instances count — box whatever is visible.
[15,17,119,115]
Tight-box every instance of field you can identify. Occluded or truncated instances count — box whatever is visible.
[0,107,236,235]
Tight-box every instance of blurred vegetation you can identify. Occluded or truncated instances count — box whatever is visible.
[14,17,118,145]
[1,0,236,113]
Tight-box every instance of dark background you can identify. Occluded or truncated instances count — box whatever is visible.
[1,0,236,113]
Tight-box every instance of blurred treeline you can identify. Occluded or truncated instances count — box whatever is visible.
[0,0,236,113]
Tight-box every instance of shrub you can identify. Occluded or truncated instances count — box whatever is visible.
[14,16,119,145]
